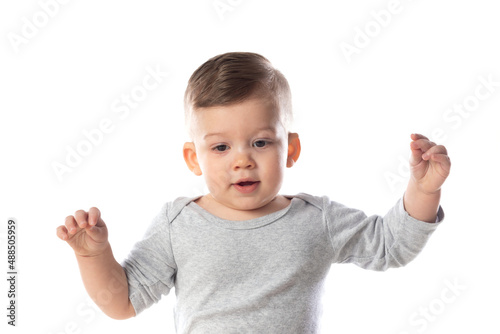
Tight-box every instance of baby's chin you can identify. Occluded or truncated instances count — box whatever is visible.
[232,193,279,207]
[205,193,282,220]
[229,195,288,214]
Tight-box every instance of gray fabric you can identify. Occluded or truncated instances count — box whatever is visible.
[122,193,444,333]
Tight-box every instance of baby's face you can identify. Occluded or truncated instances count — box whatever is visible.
[190,98,290,213]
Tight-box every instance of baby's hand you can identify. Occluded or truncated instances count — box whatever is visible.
[56,207,109,257]
[409,133,451,195]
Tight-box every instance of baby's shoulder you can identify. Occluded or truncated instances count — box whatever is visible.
[289,192,349,215]
[163,196,201,222]
[288,192,330,211]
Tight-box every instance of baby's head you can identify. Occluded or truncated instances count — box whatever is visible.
[182,52,301,216]
[184,52,293,139]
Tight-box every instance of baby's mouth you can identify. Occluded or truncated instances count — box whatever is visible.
[233,179,260,193]
[237,181,258,186]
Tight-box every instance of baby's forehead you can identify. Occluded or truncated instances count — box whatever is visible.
[191,98,286,137]
[196,97,280,119]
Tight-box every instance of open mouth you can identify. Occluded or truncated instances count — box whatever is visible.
[237,181,257,186]
[233,180,260,193]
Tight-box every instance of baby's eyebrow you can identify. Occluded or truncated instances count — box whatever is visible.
[203,132,223,140]
[250,127,279,136]
[203,132,234,140]
[203,127,277,140]
[255,127,278,134]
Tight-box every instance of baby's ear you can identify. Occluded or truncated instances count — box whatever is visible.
[286,133,301,168]
[183,142,202,176]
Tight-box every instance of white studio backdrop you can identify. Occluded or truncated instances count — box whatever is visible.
[0,0,499,333]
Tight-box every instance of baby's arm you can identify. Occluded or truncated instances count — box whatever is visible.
[56,207,135,320]
[403,133,451,223]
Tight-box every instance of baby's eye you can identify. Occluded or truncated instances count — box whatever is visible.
[253,140,268,148]
[212,144,229,152]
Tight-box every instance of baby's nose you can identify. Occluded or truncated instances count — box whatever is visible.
[232,151,255,170]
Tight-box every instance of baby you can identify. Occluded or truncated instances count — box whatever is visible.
[56,52,451,333]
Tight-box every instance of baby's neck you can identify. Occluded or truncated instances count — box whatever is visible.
[195,195,291,221]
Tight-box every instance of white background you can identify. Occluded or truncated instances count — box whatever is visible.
[1,0,499,333]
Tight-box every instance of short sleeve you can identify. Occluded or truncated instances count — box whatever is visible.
[325,196,444,271]
[122,202,177,315]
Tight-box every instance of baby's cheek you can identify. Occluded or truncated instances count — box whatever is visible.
[272,149,288,169]
[207,168,230,187]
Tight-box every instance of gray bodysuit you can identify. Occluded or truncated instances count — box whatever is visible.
[122,193,444,333]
